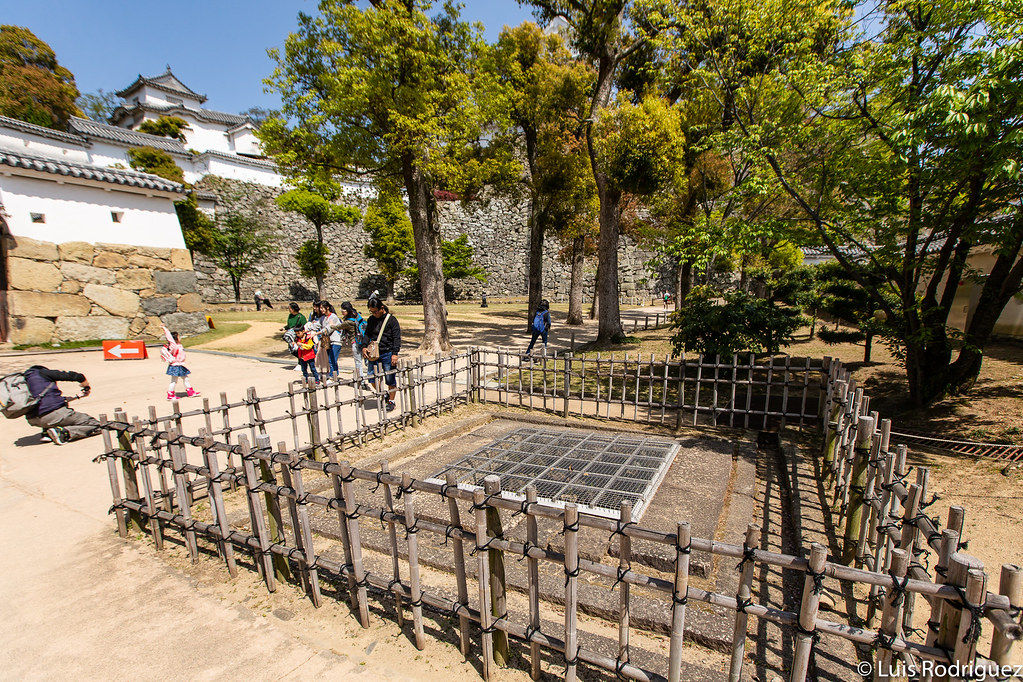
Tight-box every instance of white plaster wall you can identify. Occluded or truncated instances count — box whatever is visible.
[202,156,283,187]
[85,139,133,168]
[229,128,260,155]
[174,113,231,154]
[0,131,91,163]
[0,174,185,248]
[138,85,202,110]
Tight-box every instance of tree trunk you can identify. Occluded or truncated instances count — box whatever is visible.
[676,260,693,312]
[567,235,585,325]
[385,278,396,306]
[526,205,546,331]
[589,259,600,320]
[403,156,450,354]
[863,334,872,363]
[231,276,241,302]
[595,179,623,342]
[315,224,326,300]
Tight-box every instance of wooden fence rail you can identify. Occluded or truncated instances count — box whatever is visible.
[93,350,1021,681]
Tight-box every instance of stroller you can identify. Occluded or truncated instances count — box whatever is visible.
[283,328,298,353]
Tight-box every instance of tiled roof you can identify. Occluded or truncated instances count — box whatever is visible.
[116,69,207,103]
[0,115,90,147]
[199,149,277,169]
[0,149,185,193]
[111,102,247,128]
[68,117,191,157]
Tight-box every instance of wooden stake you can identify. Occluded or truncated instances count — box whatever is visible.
[990,564,1021,665]
[791,543,827,682]
[483,476,509,666]
[381,461,404,627]
[473,488,494,681]
[525,485,541,680]
[729,524,761,682]
[564,503,580,682]
[668,521,692,682]
[401,472,425,650]
[445,472,471,657]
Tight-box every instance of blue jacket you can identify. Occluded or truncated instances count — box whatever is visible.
[25,366,83,417]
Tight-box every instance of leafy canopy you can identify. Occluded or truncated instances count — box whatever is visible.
[0,25,80,129]
[275,188,360,230]
[127,146,184,184]
[670,287,804,357]
[363,193,415,284]
[138,116,189,142]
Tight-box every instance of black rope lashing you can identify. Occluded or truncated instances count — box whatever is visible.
[919,493,941,510]
[608,520,637,543]
[439,482,456,499]
[396,480,417,500]
[512,498,534,518]
[807,567,826,596]
[888,571,910,607]
[564,565,581,587]
[872,629,896,651]
[344,508,361,522]
[354,574,371,589]
[523,624,540,642]
[404,519,419,540]
[440,523,461,547]
[368,471,386,494]
[611,565,631,591]
[564,649,580,667]
[517,540,537,562]
[410,597,424,609]
[470,535,501,557]
[614,657,629,680]
[736,597,754,614]
[958,538,970,551]
[952,585,984,645]
[794,622,821,644]
[736,545,757,573]
[564,516,580,534]
[469,492,503,514]
[676,538,692,555]
[339,470,358,484]
[672,590,689,607]
[482,613,508,634]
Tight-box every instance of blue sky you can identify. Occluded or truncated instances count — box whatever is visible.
[2,0,537,116]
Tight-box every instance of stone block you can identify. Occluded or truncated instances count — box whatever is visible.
[57,241,94,264]
[8,291,91,317]
[169,249,194,270]
[129,315,148,335]
[7,258,62,292]
[154,270,197,295]
[138,288,155,298]
[61,280,82,295]
[55,316,130,341]
[61,262,116,285]
[176,293,205,313]
[161,311,208,336]
[93,251,129,268]
[116,268,154,290]
[6,235,58,261]
[83,283,141,317]
[9,317,55,345]
[137,246,172,260]
[142,316,164,338]
[142,296,177,316]
[128,254,174,271]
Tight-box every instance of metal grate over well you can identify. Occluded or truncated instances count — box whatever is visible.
[430,426,680,519]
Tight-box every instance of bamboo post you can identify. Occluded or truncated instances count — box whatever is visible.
[483,476,510,666]
[256,434,291,583]
[239,435,277,592]
[339,460,371,628]
[167,428,198,562]
[323,446,358,610]
[202,434,237,577]
[305,380,323,460]
[953,568,987,670]
[445,472,471,657]
[381,462,405,627]
[525,485,542,680]
[874,548,909,681]
[790,543,828,682]
[562,354,572,418]
[473,488,494,681]
[564,503,580,682]
[147,406,172,514]
[729,524,761,682]
[990,564,1022,665]
[867,447,898,625]
[276,442,310,595]
[400,472,425,650]
[114,409,145,534]
[617,502,633,673]
[99,415,128,537]
[857,432,883,564]
[936,553,981,681]
[924,529,959,654]
[285,442,322,607]
[131,418,163,549]
[843,416,874,563]
[668,521,692,682]
[406,364,419,426]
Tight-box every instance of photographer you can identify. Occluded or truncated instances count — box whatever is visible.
[24,366,99,445]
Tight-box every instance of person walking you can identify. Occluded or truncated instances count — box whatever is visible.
[363,298,401,412]
[526,299,551,355]
[339,301,369,387]
[295,329,321,384]
[20,366,100,445]
[161,325,201,400]
[317,300,344,381]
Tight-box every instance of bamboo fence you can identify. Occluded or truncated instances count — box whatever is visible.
[94,350,1021,681]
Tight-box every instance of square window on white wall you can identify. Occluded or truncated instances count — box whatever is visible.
[111,211,123,223]
[30,212,45,223]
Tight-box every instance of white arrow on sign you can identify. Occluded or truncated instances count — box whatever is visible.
[107,343,143,358]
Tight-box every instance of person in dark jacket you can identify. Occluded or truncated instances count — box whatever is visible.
[526,299,551,354]
[23,366,100,445]
[362,298,401,411]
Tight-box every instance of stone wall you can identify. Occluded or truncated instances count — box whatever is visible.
[4,235,208,345]
[192,177,671,305]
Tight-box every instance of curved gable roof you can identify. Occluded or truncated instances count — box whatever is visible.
[0,115,90,147]
[0,148,185,193]
[68,117,191,157]
[116,68,207,103]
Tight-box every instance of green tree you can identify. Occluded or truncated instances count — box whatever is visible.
[263,0,516,354]
[670,287,804,357]
[0,25,80,129]
[206,211,276,302]
[77,88,118,122]
[441,234,487,282]
[127,146,184,183]
[275,187,360,299]
[523,0,652,343]
[174,195,219,254]
[138,115,189,142]
[363,193,415,302]
[494,23,596,327]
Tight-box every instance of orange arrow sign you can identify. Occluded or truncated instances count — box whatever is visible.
[102,340,148,360]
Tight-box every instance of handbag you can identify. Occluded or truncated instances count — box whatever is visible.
[365,314,391,361]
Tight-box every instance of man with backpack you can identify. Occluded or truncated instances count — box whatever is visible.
[1,366,100,445]
[526,299,551,355]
